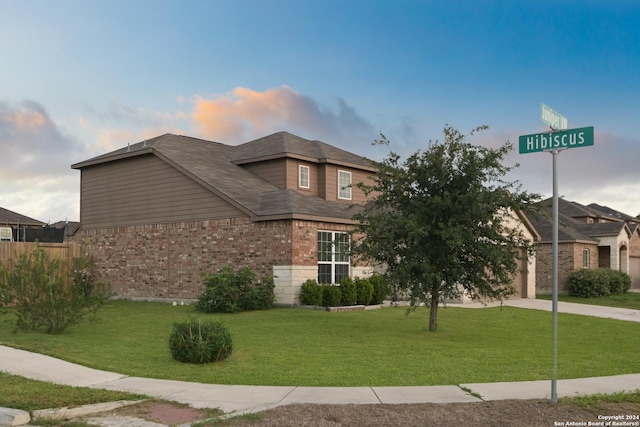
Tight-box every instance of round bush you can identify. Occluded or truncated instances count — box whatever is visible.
[607,270,631,294]
[322,284,342,307]
[169,317,232,364]
[340,277,357,306]
[299,279,323,306]
[566,269,610,298]
[369,274,390,304]
[355,277,374,305]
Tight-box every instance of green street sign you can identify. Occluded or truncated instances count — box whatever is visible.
[541,103,568,130]
[519,126,594,154]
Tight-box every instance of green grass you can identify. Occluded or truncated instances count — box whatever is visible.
[0,300,638,387]
[0,371,147,413]
[537,292,640,310]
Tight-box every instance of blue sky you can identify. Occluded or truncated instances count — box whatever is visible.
[1,0,639,223]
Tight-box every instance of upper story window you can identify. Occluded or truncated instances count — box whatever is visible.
[299,165,310,189]
[338,170,352,200]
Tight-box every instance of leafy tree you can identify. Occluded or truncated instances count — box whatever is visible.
[352,126,540,332]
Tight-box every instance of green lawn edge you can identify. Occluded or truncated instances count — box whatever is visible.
[1,300,638,387]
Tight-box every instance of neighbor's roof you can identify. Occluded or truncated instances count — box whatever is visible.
[72,132,369,222]
[528,198,633,243]
[524,211,599,244]
[0,207,45,226]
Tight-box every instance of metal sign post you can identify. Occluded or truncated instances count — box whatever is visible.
[551,149,559,403]
[519,104,594,404]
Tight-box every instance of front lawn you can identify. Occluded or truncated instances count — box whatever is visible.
[536,292,640,310]
[0,301,638,387]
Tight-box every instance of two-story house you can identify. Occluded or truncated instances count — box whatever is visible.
[71,132,377,305]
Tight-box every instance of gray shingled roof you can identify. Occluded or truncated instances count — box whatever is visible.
[0,207,45,226]
[528,198,632,243]
[588,203,640,224]
[72,132,365,222]
[525,211,598,243]
[232,131,375,170]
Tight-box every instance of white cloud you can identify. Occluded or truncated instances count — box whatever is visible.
[0,100,82,222]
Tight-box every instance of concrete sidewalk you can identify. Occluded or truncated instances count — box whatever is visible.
[2,344,639,416]
[486,298,640,322]
[1,299,639,423]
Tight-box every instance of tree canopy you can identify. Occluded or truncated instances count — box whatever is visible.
[352,126,540,332]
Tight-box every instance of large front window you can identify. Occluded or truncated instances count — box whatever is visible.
[318,231,350,283]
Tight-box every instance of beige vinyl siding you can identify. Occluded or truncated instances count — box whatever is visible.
[285,159,318,195]
[318,165,372,203]
[80,155,246,228]
[241,159,287,188]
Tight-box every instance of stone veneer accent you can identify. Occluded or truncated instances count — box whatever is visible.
[73,217,363,304]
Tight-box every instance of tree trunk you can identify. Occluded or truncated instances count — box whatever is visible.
[428,291,439,332]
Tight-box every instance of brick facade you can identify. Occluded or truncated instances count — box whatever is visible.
[535,242,599,295]
[73,218,365,304]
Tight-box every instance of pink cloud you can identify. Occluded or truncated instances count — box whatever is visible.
[190,86,374,145]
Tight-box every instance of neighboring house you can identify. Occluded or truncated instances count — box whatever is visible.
[527,198,639,293]
[587,203,640,291]
[71,132,539,304]
[71,132,377,304]
[0,207,45,242]
[27,221,81,243]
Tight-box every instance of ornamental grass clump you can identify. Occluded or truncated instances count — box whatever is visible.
[169,317,232,364]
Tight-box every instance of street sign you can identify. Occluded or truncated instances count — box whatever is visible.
[519,126,594,154]
[541,103,568,130]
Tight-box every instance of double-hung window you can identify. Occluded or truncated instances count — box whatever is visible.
[299,165,310,189]
[338,170,352,200]
[317,231,350,284]
[582,248,590,268]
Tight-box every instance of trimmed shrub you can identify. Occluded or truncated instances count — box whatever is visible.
[369,274,390,304]
[608,270,631,294]
[340,276,357,306]
[566,269,609,297]
[169,317,232,364]
[196,266,274,313]
[322,284,342,307]
[299,279,323,306]
[355,277,374,305]
[0,247,110,334]
[565,268,632,298]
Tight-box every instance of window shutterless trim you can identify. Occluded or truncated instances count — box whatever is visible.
[299,164,310,189]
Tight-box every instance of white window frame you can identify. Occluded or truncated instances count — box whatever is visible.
[0,227,13,242]
[338,170,352,200]
[299,164,310,189]
[582,248,590,268]
[317,230,350,284]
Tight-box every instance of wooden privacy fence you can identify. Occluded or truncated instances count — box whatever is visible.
[0,242,81,268]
